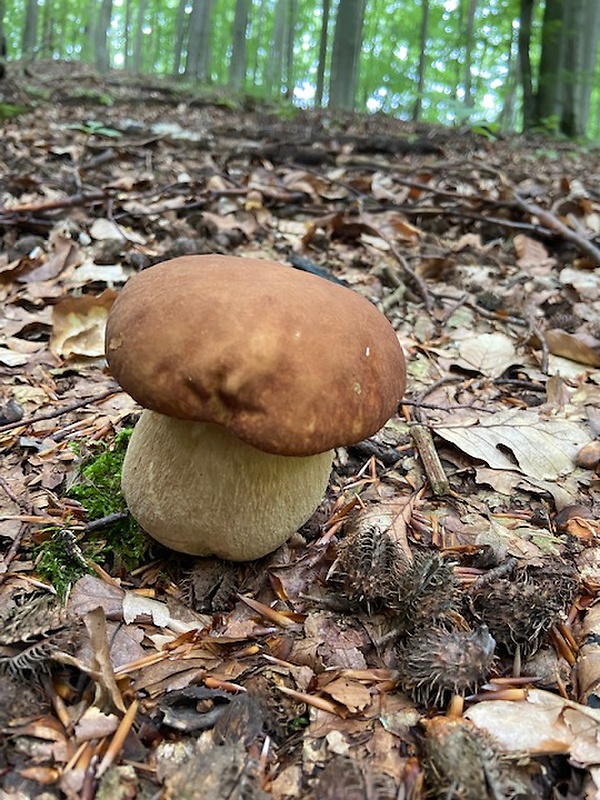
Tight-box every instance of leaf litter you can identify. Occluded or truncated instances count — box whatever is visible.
[0,63,599,799]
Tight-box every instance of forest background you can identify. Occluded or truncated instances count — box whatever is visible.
[3,0,600,141]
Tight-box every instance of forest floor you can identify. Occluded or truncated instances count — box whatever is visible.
[0,60,600,800]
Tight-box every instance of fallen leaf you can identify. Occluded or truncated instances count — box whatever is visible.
[466,688,600,767]
[544,329,600,368]
[456,332,519,378]
[433,409,591,480]
[50,289,117,358]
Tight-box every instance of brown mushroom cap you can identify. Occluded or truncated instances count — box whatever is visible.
[105,255,405,457]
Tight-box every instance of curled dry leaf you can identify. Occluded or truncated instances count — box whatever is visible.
[50,289,117,358]
[545,329,600,368]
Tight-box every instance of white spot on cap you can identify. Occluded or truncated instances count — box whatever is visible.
[365,347,370,357]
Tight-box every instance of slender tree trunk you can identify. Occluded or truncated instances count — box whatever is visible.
[561,0,583,135]
[124,0,132,68]
[40,0,53,58]
[534,0,565,129]
[133,0,146,72]
[229,0,250,90]
[186,0,214,81]
[579,0,600,132]
[413,0,430,121]
[498,19,519,130]
[95,0,113,73]
[173,0,187,76]
[518,0,535,130]
[329,0,366,110]
[21,0,39,58]
[463,0,478,111]
[266,0,286,99]
[284,0,297,98]
[252,0,266,85]
[315,0,331,107]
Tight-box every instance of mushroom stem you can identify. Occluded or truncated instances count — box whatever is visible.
[121,411,333,560]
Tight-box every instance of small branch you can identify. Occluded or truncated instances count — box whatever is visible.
[0,387,121,434]
[513,192,600,264]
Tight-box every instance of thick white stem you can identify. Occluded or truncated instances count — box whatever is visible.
[121,410,333,560]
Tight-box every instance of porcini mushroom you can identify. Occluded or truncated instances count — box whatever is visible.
[105,255,406,561]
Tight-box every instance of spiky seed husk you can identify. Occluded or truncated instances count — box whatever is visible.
[398,625,496,707]
[422,716,529,799]
[470,562,578,658]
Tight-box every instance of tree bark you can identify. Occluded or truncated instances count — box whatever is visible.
[534,0,565,129]
[329,0,366,110]
[463,0,478,112]
[284,0,297,98]
[21,0,39,58]
[95,0,113,73]
[186,0,213,81]
[518,0,535,130]
[315,0,331,107]
[230,0,250,90]
[413,0,430,121]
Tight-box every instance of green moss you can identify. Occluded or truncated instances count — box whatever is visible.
[35,528,92,598]
[37,430,150,594]
[68,429,148,570]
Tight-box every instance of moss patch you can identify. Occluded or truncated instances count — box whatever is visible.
[36,430,150,594]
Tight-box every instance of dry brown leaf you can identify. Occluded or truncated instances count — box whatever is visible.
[514,233,555,268]
[50,289,117,358]
[545,329,600,368]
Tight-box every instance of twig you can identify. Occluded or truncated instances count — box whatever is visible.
[513,192,600,265]
[0,387,121,433]
[410,424,451,496]
[384,239,434,312]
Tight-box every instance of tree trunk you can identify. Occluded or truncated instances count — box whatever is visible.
[123,0,132,68]
[284,0,297,98]
[173,0,187,76]
[266,0,286,99]
[95,0,113,73]
[463,0,478,112]
[561,0,585,136]
[534,0,565,129]
[315,0,331,107]
[329,0,366,110]
[518,0,535,130]
[412,0,430,121]
[21,0,39,58]
[578,0,600,132]
[186,0,213,82]
[132,0,146,72]
[230,0,250,90]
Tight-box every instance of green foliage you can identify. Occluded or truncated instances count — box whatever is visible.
[0,103,32,120]
[66,120,123,138]
[36,430,148,595]
[35,528,92,598]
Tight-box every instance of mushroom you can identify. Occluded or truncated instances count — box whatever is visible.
[105,255,406,561]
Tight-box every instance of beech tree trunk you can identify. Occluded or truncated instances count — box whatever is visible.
[329,0,366,110]
[518,0,535,130]
[534,0,565,129]
[229,0,250,90]
[186,0,213,81]
[463,0,478,111]
[95,0,113,73]
[21,0,39,58]
[315,0,331,107]
[413,0,430,121]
